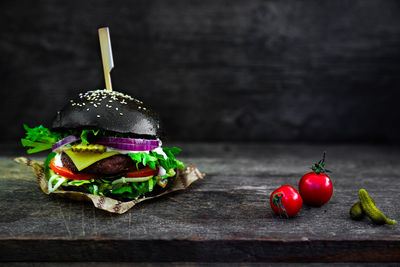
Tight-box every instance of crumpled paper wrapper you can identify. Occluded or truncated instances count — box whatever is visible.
[14,157,205,214]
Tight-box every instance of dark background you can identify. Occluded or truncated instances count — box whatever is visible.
[1,0,400,144]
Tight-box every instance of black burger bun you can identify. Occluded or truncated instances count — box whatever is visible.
[52,90,160,138]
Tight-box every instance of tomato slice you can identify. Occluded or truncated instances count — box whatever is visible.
[49,158,95,180]
[126,166,158,178]
[49,158,158,180]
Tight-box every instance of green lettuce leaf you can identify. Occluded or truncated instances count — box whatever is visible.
[80,129,100,145]
[111,184,133,194]
[43,152,56,176]
[21,125,186,172]
[128,147,184,171]
[108,178,157,199]
[21,125,66,154]
[21,125,106,154]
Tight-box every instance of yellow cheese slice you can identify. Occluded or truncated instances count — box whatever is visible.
[64,150,119,171]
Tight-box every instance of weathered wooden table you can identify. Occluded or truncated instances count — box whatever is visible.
[0,143,399,263]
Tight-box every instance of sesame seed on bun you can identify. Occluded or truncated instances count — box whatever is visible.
[52,89,160,138]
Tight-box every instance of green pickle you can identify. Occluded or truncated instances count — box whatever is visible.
[358,189,397,225]
[350,202,364,220]
[350,197,375,220]
[71,144,106,153]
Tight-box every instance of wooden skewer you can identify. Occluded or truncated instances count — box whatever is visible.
[98,27,114,91]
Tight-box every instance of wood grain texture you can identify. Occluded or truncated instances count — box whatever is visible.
[1,0,400,143]
[0,143,399,262]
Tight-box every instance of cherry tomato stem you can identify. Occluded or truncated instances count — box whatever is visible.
[270,185,303,218]
[272,193,288,218]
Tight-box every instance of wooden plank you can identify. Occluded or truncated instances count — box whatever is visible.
[0,143,399,262]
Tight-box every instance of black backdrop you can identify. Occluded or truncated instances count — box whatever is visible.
[1,0,400,144]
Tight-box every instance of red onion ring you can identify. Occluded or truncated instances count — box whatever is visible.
[95,137,159,146]
[96,142,158,151]
[52,135,81,152]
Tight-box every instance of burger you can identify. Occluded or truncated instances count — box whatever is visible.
[21,89,184,201]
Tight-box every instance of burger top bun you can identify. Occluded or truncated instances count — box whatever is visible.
[52,89,160,138]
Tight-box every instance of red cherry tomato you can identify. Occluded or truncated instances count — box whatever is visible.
[298,152,333,206]
[299,172,333,206]
[270,185,303,218]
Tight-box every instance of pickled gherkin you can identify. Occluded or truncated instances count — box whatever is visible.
[350,197,375,221]
[70,144,106,153]
[358,189,397,225]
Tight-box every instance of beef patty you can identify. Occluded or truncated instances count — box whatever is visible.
[61,153,137,175]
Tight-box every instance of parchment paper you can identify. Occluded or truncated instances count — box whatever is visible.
[14,157,205,214]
